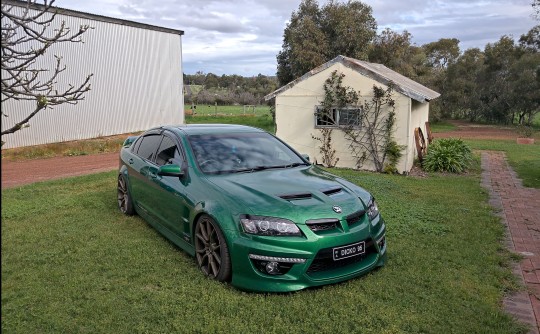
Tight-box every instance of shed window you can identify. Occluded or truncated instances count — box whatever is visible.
[315,106,362,127]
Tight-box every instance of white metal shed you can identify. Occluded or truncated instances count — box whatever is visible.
[1,0,184,149]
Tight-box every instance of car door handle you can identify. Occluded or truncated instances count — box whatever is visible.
[128,158,134,164]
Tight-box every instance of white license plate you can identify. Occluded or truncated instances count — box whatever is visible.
[332,241,365,261]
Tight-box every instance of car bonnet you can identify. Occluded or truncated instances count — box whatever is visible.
[204,165,365,223]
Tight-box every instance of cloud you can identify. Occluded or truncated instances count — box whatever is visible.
[366,0,536,49]
[57,0,538,76]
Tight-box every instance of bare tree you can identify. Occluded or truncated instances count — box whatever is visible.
[1,0,93,143]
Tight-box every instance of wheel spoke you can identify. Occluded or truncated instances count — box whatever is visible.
[209,256,219,277]
[200,221,209,240]
[205,221,213,240]
[211,251,221,266]
[195,232,206,243]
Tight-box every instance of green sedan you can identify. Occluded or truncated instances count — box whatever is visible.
[117,124,386,292]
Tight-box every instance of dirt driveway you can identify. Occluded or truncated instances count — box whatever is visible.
[435,120,519,140]
[1,152,118,189]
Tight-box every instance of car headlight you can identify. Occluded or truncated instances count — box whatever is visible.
[367,198,379,220]
[240,215,301,236]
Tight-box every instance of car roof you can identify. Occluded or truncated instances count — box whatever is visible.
[164,124,266,136]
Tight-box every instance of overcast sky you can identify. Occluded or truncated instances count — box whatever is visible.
[58,0,537,76]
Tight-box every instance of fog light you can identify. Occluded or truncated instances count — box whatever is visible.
[249,254,301,275]
[377,236,386,252]
[265,261,280,275]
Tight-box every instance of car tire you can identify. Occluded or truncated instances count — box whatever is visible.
[117,174,135,216]
[194,215,232,282]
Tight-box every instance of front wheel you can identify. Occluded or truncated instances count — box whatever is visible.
[194,215,231,282]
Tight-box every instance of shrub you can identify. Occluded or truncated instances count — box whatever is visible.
[422,138,473,173]
[516,124,534,138]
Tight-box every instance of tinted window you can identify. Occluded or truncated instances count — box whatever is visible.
[131,136,143,153]
[155,136,182,166]
[136,135,162,161]
[188,132,305,174]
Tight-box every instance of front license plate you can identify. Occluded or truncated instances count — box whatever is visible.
[332,241,365,261]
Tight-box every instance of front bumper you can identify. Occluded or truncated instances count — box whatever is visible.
[229,215,387,292]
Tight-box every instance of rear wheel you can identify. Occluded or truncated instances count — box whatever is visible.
[194,215,231,282]
[117,174,134,215]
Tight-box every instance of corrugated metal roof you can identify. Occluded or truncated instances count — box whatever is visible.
[2,0,184,35]
[265,55,440,103]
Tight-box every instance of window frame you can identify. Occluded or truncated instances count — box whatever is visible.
[155,133,184,167]
[134,134,162,162]
[314,106,362,129]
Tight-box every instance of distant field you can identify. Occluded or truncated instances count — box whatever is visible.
[185,114,275,134]
[185,104,271,116]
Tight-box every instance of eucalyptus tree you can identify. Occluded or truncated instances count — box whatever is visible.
[276,0,377,85]
[368,28,428,80]
[444,48,485,120]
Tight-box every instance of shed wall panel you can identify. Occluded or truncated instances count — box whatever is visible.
[1,7,183,148]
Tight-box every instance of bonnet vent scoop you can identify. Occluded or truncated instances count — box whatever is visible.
[321,187,342,196]
[278,192,313,200]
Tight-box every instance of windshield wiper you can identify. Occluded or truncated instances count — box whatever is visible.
[230,166,269,174]
[268,162,310,169]
[230,163,308,174]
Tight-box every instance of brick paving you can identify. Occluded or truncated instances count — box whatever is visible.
[481,151,540,334]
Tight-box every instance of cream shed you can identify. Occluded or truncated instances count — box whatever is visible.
[265,55,440,174]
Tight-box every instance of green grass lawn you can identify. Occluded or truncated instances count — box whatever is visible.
[1,169,525,333]
[429,121,457,133]
[185,104,271,117]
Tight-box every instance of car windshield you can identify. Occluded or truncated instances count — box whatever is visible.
[188,132,307,174]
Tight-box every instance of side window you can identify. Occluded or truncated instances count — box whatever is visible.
[136,135,162,161]
[155,136,182,166]
[131,137,143,153]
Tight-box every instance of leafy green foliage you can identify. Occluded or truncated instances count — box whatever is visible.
[383,139,404,174]
[311,128,339,167]
[1,169,524,333]
[423,138,473,173]
[277,0,376,85]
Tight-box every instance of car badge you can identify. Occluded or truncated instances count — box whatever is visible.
[332,206,342,213]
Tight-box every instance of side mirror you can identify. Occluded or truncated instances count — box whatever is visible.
[301,154,310,162]
[157,164,184,177]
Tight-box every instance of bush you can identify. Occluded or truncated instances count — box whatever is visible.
[422,138,473,173]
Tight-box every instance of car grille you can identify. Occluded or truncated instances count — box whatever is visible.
[306,239,376,274]
[306,218,340,232]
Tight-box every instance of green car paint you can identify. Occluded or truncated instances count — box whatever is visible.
[118,124,386,292]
